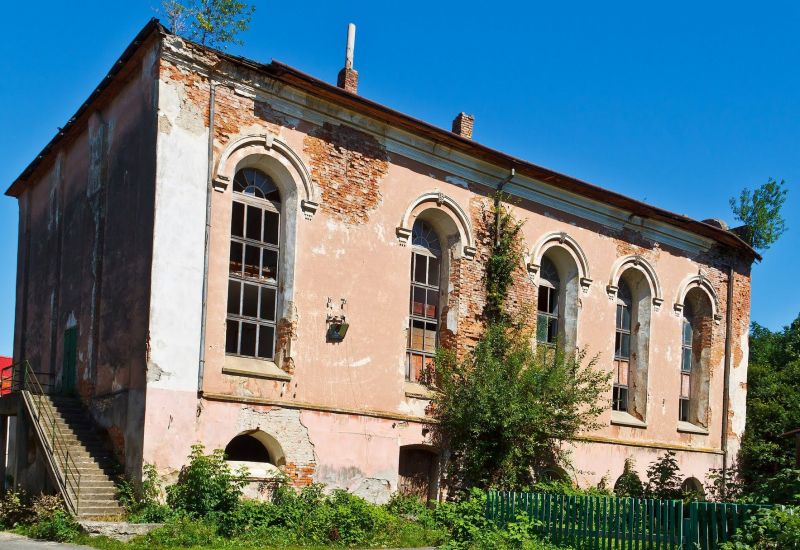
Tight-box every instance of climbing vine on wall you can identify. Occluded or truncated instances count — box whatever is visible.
[431,196,610,492]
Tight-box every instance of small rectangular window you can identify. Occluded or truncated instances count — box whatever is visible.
[258,325,275,359]
[227,280,241,315]
[231,202,245,238]
[414,255,427,284]
[246,205,262,240]
[240,322,257,356]
[229,242,243,276]
[225,320,239,354]
[260,288,276,322]
[263,210,280,245]
[242,283,259,318]
[679,398,690,422]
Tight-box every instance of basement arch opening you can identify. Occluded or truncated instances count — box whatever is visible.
[224,429,286,468]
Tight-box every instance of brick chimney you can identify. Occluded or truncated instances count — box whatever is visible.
[452,112,474,139]
[336,23,359,94]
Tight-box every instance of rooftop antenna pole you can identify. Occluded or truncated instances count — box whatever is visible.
[345,23,356,69]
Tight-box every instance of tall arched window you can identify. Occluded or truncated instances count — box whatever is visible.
[407,220,442,382]
[613,280,633,412]
[536,256,560,345]
[679,303,694,422]
[225,168,281,360]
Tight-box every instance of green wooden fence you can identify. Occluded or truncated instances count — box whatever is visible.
[486,491,770,550]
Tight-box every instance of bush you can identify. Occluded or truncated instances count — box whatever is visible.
[166,444,247,518]
[23,494,80,542]
[614,458,644,497]
[137,514,222,547]
[720,506,800,549]
[0,489,31,528]
[645,451,683,500]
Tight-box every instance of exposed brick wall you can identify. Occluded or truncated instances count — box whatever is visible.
[303,122,388,225]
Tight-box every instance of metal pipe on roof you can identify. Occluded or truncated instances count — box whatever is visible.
[345,23,356,70]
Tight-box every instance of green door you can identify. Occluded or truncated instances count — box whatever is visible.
[62,327,77,395]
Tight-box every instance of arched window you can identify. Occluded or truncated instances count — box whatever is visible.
[612,280,633,412]
[407,220,442,382]
[678,287,714,428]
[225,168,281,360]
[223,430,286,467]
[679,303,694,422]
[536,256,560,345]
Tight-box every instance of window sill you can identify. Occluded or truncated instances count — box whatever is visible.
[223,355,291,381]
[611,410,647,429]
[677,421,709,435]
[404,381,436,400]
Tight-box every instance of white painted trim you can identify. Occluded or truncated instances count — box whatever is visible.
[528,231,592,293]
[607,255,664,310]
[213,133,319,217]
[397,191,476,258]
[161,48,721,258]
[674,274,722,324]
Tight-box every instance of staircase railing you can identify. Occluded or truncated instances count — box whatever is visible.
[15,361,82,515]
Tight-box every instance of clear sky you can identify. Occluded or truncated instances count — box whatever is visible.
[0,1,797,356]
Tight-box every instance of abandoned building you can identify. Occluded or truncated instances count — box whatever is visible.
[1,19,756,514]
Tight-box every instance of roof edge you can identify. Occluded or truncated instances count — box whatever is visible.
[6,18,760,262]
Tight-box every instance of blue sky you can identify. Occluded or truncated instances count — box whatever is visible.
[0,1,797,356]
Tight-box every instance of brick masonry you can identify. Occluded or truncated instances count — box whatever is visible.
[303,122,389,225]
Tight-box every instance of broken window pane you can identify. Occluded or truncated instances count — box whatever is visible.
[412,287,425,316]
[258,325,275,359]
[262,249,278,282]
[425,289,438,319]
[246,205,262,240]
[227,280,241,315]
[231,202,244,237]
[427,256,440,285]
[229,241,243,276]
[538,288,549,314]
[242,283,259,318]
[263,210,279,245]
[260,288,276,321]
[615,332,630,359]
[414,254,427,284]
[240,322,257,356]
[225,320,239,354]
[244,245,260,279]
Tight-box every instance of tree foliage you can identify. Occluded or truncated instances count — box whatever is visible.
[644,451,683,500]
[729,178,788,251]
[431,199,610,491]
[738,315,800,485]
[614,458,644,497]
[161,0,255,48]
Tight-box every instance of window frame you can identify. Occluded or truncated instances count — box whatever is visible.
[406,220,443,383]
[612,280,633,412]
[225,168,282,361]
[536,257,561,346]
[679,308,694,422]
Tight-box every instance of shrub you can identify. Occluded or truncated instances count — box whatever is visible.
[137,514,222,547]
[0,489,31,528]
[23,495,80,542]
[166,444,247,518]
[645,452,683,500]
[720,506,800,549]
[614,458,644,497]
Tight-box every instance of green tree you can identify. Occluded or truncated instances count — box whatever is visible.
[431,200,610,491]
[729,178,788,251]
[644,451,683,500]
[614,458,644,497]
[161,0,255,48]
[739,316,800,485]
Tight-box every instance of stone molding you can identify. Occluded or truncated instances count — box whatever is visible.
[528,231,592,293]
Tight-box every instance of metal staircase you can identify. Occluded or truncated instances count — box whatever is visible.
[2,362,124,518]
